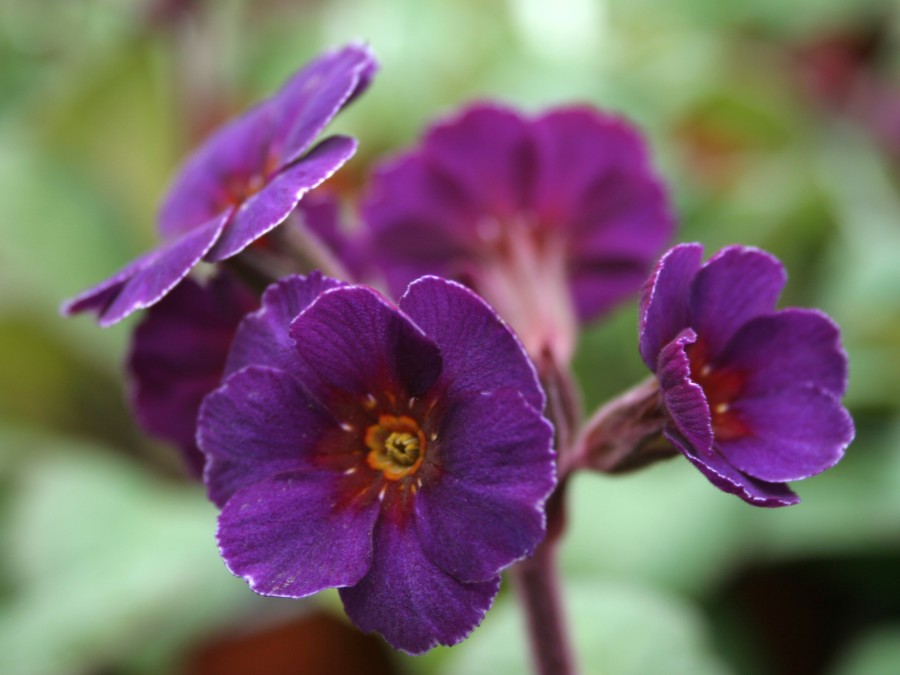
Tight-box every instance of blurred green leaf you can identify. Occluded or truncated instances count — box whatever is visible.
[438,578,729,675]
[830,626,900,675]
[0,429,254,675]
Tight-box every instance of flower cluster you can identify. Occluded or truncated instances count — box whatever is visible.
[64,43,854,659]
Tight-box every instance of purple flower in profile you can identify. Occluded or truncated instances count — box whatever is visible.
[198,274,555,653]
[363,103,674,364]
[128,272,257,475]
[62,44,376,326]
[639,243,854,506]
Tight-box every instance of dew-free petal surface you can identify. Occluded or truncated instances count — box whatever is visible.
[689,246,787,361]
[423,104,532,219]
[414,389,554,582]
[719,308,849,398]
[199,366,335,507]
[717,385,854,483]
[340,518,501,654]
[399,276,543,410]
[666,428,799,507]
[639,243,704,370]
[225,272,345,376]
[218,470,379,597]
[205,135,357,262]
[657,329,714,457]
[288,286,442,410]
[129,273,256,475]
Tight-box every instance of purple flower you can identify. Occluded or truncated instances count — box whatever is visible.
[62,44,376,326]
[198,274,555,653]
[363,103,674,364]
[127,272,257,475]
[639,243,854,506]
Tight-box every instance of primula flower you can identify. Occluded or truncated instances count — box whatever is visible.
[128,272,257,475]
[198,274,556,653]
[363,103,674,364]
[639,243,854,506]
[62,44,375,326]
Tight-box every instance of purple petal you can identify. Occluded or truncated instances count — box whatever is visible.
[158,104,271,239]
[270,44,376,167]
[217,470,378,597]
[689,246,787,362]
[128,273,257,475]
[198,366,336,507]
[205,135,357,262]
[719,308,849,398]
[666,428,799,507]
[570,259,652,323]
[657,329,714,456]
[63,212,229,326]
[364,153,479,296]
[296,192,371,281]
[399,276,544,411]
[288,286,442,410]
[414,389,554,582]
[716,385,854,482]
[225,272,346,377]
[422,104,533,218]
[340,518,501,654]
[531,108,651,224]
[639,243,704,370]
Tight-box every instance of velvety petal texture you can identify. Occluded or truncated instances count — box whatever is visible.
[199,275,555,653]
[63,43,375,325]
[640,243,854,506]
[364,101,674,363]
[225,271,346,376]
[128,272,257,475]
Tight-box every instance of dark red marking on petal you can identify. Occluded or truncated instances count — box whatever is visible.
[687,337,750,441]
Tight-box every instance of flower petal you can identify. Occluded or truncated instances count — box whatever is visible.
[423,103,533,219]
[716,385,854,482]
[63,212,229,326]
[198,366,336,507]
[414,389,554,582]
[665,428,799,507]
[158,103,273,239]
[657,329,714,456]
[339,518,501,654]
[271,44,376,167]
[399,276,544,410]
[288,285,442,411]
[531,108,672,242]
[364,153,480,296]
[719,308,849,398]
[217,470,378,597]
[689,246,786,362]
[225,272,345,376]
[570,259,653,323]
[128,273,257,475]
[639,243,704,370]
[205,135,357,262]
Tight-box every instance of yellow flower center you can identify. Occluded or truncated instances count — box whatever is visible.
[365,414,426,480]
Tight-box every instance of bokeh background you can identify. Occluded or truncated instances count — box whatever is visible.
[2,0,899,673]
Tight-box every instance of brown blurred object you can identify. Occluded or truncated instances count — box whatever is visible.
[184,610,399,675]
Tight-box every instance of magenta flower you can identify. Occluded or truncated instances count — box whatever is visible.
[198,274,555,652]
[363,103,674,363]
[639,243,854,506]
[62,44,375,326]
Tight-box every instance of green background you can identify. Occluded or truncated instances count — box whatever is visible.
[1,1,898,673]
